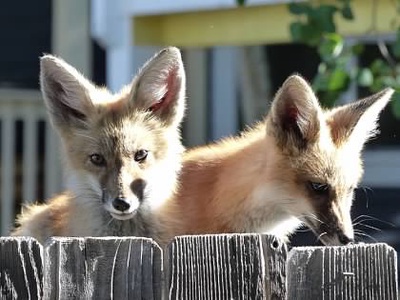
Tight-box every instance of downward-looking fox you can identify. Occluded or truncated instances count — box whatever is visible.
[12,47,186,244]
[13,46,393,248]
[169,75,393,246]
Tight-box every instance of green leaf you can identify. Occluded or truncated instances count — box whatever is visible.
[391,28,400,58]
[357,68,373,87]
[371,77,385,92]
[289,22,304,42]
[391,92,400,118]
[328,69,349,91]
[341,4,354,20]
[351,43,364,55]
[290,22,321,46]
[313,73,329,91]
[236,0,246,6]
[311,5,338,33]
[318,33,344,61]
[301,24,322,45]
[370,59,384,71]
[381,76,398,87]
[288,3,310,15]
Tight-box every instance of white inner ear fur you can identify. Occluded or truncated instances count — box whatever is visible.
[133,48,185,108]
[346,89,394,153]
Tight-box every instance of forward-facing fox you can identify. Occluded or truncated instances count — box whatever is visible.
[12,47,186,245]
[171,75,393,246]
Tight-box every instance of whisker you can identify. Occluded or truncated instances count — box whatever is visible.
[315,231,327,243]
[357,186,374,209]
[298,213,323,224]
[354,223,382,232]
[106,216,115,227]
[354,231,378,243]
[353,215,395,227]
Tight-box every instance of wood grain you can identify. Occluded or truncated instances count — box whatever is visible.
[0,237,43,299]
[166,234,287,300]
[44,237,162,300]
[287,243,398,300]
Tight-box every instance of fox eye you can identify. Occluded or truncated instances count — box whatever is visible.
[309,181,329,194]
[89,154,106,166]
[134,149,148,162]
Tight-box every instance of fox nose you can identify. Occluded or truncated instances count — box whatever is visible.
[338,233,354,245]
[112,197,131,212]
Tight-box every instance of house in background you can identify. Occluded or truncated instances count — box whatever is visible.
[0,0,103,234]
[0,0,399,260]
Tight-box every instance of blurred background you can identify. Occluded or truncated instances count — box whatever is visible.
[0,0,399,262]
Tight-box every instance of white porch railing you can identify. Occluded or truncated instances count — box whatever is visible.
[0,88,62,236]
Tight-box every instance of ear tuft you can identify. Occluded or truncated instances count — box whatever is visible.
[269,75,321,151]
[327,88,394,150]
[40,55,95,131]
[130,47,186,127]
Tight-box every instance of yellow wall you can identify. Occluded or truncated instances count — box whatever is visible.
[134,0,396,47]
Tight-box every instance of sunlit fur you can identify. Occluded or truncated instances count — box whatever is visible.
[12,47,186,245]
[165,75,393,246]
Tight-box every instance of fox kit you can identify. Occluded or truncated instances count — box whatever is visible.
[172,75,393,246]
[12,47,186,245]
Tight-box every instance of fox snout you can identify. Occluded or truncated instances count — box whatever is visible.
[304,209,355,246]
[112,197,132,212]
[103,178,147,220]
[318,222,354,246]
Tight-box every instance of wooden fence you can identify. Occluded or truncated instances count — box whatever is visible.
[0,234,398,299]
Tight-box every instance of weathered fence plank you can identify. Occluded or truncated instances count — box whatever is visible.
[1,236,398,300]
[44,237,162,300]
[287,243,398,300]
[0,237,43,299]
[166,234,287,300]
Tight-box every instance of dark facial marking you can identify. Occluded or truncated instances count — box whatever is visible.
[130,179,146,202]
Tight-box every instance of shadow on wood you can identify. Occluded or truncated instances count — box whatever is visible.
[0,237,43,299]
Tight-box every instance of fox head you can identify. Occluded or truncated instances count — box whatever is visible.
[40,47,185,221]
[266,75,393,245]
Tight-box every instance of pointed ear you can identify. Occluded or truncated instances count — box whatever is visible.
[268,75,321,151]
[40,55,95,131]
[130,47,186,127]
[327,88,393,151]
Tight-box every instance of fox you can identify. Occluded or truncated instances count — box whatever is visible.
[12,47,186,245]
[168,75,393,246]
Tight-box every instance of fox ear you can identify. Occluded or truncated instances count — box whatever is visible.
[130,47,186,127]
[328,88,393,151]
[268,75,321,151]
[40,55,95,130]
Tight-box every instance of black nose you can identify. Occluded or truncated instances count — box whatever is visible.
[338,233,354,245]
[112,197,131,212]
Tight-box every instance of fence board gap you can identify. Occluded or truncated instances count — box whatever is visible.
[0,237,43,299]
[166,234,287,300]
[287,242,398,300]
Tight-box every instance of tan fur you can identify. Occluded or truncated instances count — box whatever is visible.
[165,76,393,246]
[12,55,393,248]
[12,47,186,246]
